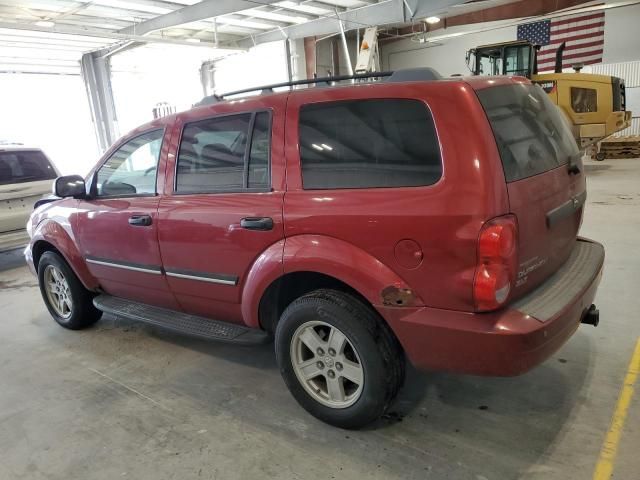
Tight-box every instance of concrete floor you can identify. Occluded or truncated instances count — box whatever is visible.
[1,158,639,480]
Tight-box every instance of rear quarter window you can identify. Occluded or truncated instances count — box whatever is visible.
[0,150,56,186]
[299,99,442,189]
[477,83,579,182]
[571,87,597,113]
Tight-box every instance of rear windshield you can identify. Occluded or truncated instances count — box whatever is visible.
[476,83,579,182]
[0,150,57,186]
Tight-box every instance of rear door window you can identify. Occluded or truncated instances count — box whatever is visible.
[299,99,442,190]
[476,83,579,182]
[0,150,56,186]
[175,111,271,193]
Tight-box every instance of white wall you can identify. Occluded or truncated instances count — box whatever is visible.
[380,3,640,76]
[212,41,289,95]
[110,44,211,135]
[590,60,640,135]
[315,37,356,76]
[602,3,640,64]
[381,21,516,76]
[0,73,99,175]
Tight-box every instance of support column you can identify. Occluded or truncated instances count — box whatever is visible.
[200,60,216,96]
[336,11,354,76]
[80,52,119,153]
[288,38,307,81]
[303,37,317,78]
[284,38,293,83]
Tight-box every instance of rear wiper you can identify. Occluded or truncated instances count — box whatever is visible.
[567,152,582,175]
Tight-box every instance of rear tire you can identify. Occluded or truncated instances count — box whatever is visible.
[595,152,606,161]
[37,251,102,330]
[275,289,404,429]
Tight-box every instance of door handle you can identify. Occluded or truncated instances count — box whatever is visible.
[128,214,153,227]
[240,217,273,231]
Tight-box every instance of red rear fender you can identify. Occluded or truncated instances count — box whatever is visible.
[283,234,424,308]
[240,235,423,329]
[240,240,286,328]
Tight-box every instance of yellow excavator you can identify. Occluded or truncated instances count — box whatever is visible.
[467,40,631,154]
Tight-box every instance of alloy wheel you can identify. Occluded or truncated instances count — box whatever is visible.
[290,320,364,409]
[43,265,73,319]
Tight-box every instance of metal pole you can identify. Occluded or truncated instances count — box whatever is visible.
[285,38,293,83]
[336,9,354,76]
[213,19,218,48]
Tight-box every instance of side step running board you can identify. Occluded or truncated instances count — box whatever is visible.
[93,294,270,345]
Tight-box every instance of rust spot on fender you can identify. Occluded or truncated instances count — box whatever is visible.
[381,286,416,306]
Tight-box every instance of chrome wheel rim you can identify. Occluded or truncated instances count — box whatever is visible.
[290,320,364,409]
[44,265,73,319]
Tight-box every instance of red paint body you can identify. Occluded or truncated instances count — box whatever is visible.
[26,76,604,376]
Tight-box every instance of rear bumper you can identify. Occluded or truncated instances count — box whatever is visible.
[381,238,604,376]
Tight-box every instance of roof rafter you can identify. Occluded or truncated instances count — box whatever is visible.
[118,0,283,36]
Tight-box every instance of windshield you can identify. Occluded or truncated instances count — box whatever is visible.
[0,150,57,186]
[477,54,502,76]
[476,83,579,182]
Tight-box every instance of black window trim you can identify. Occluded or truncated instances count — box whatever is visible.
[173,108,273,195]
[90,127,166,200]
[297,97,443,191]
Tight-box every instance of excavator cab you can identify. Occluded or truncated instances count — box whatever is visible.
[469,40,538,78]
[466,39,631,151]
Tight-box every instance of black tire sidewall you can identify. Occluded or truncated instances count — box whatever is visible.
[37,251,100,330]
[275,294,392,429]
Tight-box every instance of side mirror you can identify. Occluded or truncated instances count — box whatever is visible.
[54,175,86,198]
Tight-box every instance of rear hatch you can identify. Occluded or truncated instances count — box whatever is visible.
[0,149,57,234]
[476,81,585,300]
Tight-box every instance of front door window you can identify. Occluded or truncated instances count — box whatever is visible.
[95,129,163,197]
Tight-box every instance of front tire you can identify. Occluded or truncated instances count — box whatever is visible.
[275,289,404,429]
[37,251,102,330]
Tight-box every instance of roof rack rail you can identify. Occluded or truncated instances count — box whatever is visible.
[193,68,444,107]
[194,71,392,107]
[386,67,442,82]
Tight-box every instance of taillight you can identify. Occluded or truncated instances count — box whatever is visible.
[474,215,518,311]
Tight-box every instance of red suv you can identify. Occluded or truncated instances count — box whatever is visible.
[26,70,604,428]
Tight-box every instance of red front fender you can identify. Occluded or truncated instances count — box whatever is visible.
[30,218,98,290]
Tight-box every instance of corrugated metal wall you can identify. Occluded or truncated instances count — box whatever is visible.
[591,61,640,87]
[591,61,640,136]
[618,118,640,136]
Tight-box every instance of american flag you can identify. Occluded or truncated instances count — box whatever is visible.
[517,10,605,72]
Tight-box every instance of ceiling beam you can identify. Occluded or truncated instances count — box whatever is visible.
[0,40,97,51]
[118,0,283,36]
[232,0,476,48]
[0,21,239,51]
[234,0,404,47]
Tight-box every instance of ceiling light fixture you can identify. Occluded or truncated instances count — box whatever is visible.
[425,16,441,24]
[35,20,55,27]
[186,38,201,43]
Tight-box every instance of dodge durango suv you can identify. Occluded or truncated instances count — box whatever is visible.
[25,70,604,428]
